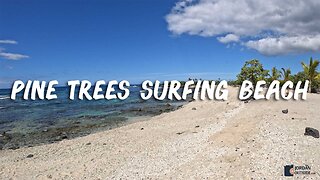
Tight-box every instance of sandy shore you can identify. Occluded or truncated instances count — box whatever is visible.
[0,87,319,179]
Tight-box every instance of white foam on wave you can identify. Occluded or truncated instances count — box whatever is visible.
[0,96,9,100]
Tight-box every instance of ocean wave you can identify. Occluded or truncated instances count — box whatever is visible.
[0,96,10,100]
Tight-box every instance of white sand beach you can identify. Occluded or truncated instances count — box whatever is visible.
[0,87,319,179]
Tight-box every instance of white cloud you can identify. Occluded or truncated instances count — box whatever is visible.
[245,35,320,56]
[166,0,320,55]
[0,40,18,44]
[0,52,29,60]
[0,40,29,60]
[0,48,29,60]
[217,34,239,43]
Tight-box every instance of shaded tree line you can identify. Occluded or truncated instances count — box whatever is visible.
[233,57,320,93]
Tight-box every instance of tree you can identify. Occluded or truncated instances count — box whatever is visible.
[237,59,269,85]
[292,71,307,85]
[268,67,281,83]
[281,68,292,82]
[301,57,320,93]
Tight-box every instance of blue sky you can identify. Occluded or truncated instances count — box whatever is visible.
[1,0,320,88]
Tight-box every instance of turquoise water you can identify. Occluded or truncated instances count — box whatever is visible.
[0,86,187,149]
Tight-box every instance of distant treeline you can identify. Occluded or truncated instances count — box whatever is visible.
[182,57,320,93]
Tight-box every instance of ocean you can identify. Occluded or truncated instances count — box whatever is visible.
[0,86,189,150]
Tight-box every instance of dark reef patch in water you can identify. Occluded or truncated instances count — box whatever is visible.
[0,115,128,150]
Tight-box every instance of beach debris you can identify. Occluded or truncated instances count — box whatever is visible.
[192,107,197,110]
[86,142,91,145]
[103,143,107,145]
[304,127,319,138]
[140,128,144,130]
[282,109,288,114]
[26,154,34,158]
[176,132,185,135]
[195,125,200,128]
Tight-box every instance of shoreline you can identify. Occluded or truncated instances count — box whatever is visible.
[0,87,319,179]
[0,101,186,150]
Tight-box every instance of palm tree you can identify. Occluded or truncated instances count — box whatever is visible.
[269,67,281,81]
[301,57,320,92]
[281,68,291,82]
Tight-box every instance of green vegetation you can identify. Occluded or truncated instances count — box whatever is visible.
[236,59,269,86]
[235,57,320,93]
[268,67,281,83]
[301,57,320,92]
[280,68,292,82]
[292,71,307,85]
[183,57,320,93]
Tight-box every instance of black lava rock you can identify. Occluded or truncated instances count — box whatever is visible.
[282,109,288,114]
[304,127,319,138]
[26,154,34,158]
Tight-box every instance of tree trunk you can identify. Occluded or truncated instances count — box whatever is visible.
[309,80,312,93]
